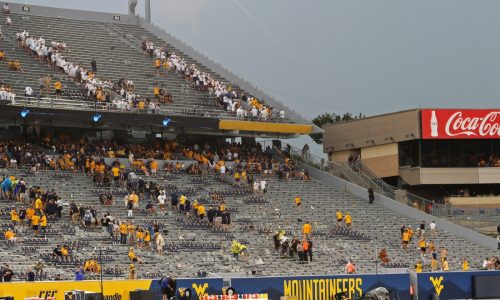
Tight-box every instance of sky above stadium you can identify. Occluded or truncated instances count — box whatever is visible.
[11,0,500,155]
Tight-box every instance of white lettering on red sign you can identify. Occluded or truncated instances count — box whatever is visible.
[444,111,500,137]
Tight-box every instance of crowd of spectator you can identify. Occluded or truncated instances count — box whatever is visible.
[14,30,162,114]
[143,39,286,121]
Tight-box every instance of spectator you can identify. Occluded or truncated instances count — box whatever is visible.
[0,49,4,60]
[335,209,343,227]
[297,241,304,262]
[91,59,97,73]
[24,86,33,99]
[8,60,23,72]
[128,264,136,280]
[155,232,165,256]
[3,265,13,282]
[27,268,35,281]
[368,187,374,204]
[462,258,469,271]
[430,220,437,238]
[442,257,449,271]
[54,80,62,99]
[378,248,390,265]
[74,263,84,281]
[34,259,44,277]
[415,260,423,273]
[345,212,352,228]
[5,15,11,26]
[160,276,176,300]
[294,195,301,207]
[402,229,410,251]
[306,239,313,262]
[345,260,356,274]
[2,3,9,14]
[4,228,17,243]
[303,221,312,238]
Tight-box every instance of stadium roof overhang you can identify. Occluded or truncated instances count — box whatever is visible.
[0,105,321,139]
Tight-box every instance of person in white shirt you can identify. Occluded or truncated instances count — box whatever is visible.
[279,110,285,119]
[236,107,245,118]
[260,179,267,194]
[429,221,437,238]
[155,232,165,256]
[2,3,9,14]
[6,16,11,26]
[253,181,259,194]
[158,192,166,212]
[251,107,259,118]
[219,165,226,176]
[24,86,33,99]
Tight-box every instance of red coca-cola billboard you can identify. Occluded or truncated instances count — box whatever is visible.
[421,109,500,139]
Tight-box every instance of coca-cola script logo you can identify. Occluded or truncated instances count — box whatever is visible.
[445,111,500,137]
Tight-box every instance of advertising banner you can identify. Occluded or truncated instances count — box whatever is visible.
[417,271,500,300]
[230,273,411,300]
[421,109,500,139]
[0,278,224,300]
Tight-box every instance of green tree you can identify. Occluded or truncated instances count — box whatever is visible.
[310,112,360,144]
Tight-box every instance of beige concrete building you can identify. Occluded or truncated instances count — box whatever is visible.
[323,108,500,202]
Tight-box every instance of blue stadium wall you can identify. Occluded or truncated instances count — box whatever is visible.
[417,270,500,300]
[231,273,411,300]
[2,272,500,300]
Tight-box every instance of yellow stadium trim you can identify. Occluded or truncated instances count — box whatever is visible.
[219,120,312,134]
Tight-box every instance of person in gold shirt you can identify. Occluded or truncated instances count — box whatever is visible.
[40,213,47,234]
[335,209,343,227]
[402,229,410,251]
[136,228,144,249]
[462,257,469,271]
[129,191,139,212]
[31,213,41,235]
[150,160,158,177]
[61,245,70,257]
[129,264,136,280]
[144,230,151,251]
[26,207,35,225]
[34,198,43,211]
[11,208,19,226]
[179,194,186,212]
[415,260,423,273]
[54,80,62,99]
[154,58,161,75]
[430,256,438,272]
[418,237,427,254]
[344,212,352,228]
[112,166,120,187]
[197,204,206,219]
[119,222,128,244]
[128,247,143,263]
[303,221,312,238]
[153,86,160,100]
[4,228,17,242]
[294,195,301,207]
[441,257,449,271]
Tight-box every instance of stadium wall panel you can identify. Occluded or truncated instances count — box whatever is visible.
[417,271,500,300]
[230,273,411,300]
[0,278,224,300]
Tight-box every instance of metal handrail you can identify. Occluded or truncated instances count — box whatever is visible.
[258,140,500,223]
